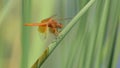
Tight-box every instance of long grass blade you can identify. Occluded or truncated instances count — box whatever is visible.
[31,0,95,67]
[21,0,31,68]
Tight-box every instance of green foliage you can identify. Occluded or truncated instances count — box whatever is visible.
[0,0,120,68]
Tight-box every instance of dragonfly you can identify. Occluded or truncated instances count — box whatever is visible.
[24,16,63,36]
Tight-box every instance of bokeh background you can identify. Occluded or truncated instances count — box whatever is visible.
[0,0,120,68]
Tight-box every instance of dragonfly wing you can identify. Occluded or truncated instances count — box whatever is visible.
[38,25,49,39]
[38,26,47,33]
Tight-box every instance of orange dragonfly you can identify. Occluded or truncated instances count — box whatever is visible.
[24,16,63,36]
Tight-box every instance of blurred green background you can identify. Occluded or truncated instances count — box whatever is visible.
[0,0,120,68]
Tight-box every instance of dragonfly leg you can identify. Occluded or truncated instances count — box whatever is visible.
[50,27,59,35]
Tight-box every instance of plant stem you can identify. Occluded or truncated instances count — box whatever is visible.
[21,0,31,68]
